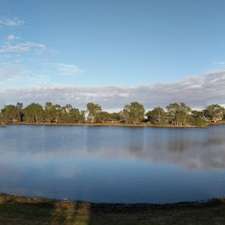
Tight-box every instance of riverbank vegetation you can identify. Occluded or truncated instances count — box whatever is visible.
[0,194,225,225]
[1,101,225,127]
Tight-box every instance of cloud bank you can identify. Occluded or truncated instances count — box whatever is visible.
[1,70,225,110]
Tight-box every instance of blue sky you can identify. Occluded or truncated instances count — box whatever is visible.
[1,0,225,108]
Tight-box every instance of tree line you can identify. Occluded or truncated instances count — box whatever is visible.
[0,101,225,127]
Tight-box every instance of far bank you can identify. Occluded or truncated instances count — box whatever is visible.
[2,121,225,128]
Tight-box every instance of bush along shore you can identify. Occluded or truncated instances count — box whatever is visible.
[0,193,225,225]
[1,102,225,128]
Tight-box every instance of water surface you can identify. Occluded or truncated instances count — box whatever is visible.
[0,125,225,203]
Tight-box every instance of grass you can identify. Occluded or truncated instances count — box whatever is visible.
[0,194,225,225]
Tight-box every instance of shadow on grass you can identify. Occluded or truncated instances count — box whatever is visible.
[51,201,90,225]
[1,194,225,225]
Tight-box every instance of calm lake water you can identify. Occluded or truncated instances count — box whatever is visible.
[1,125,225,203]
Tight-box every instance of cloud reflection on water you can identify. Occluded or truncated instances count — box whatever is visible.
[1,126,225,203]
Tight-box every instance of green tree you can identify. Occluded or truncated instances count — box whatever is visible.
[109,112,121,122]
[16,102,24,122]
[146,107,166,124]
[166,102,191,115]
[123,102,145,123]
[44,102,62,123]
[204,104,224,122]
[59,107,84,123]
[86,102,102,122]
[190,110,208,127]
[166,102,191,126]
[24,103,44,123]
[95,111,111,123]
[1,105,19,122]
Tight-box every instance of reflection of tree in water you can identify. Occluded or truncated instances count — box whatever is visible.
[84,127,131,154]
[206,127,225,146]
[148,129,197,153]
[168,129,225,151]
[128,127,225,170]
[149,128,225,153]
[127,128,144,156]
[3,126,225,171]
[167,132,197,153]
[84,127,106,153]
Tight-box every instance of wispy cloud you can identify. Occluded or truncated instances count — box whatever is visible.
[6,34,18,41]
[213,61,225,66]
[57,63,83,76]
[0,18,24,27]
[1,70,225,110]
[0,63,28,81]
[0,42,46,54]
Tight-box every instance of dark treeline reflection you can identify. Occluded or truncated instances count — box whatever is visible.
[1,125,225,203]
[1,126,225,169]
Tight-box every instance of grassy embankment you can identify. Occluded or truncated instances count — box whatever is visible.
[0,194,225,225]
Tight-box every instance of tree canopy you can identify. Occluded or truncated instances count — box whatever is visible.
[122,102,145,123]
[0,102,225,127]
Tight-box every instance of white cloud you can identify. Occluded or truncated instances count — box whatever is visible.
[57,63,83,76]
[0,42,46,54]
[1,70,225,110]
[6,34,18,41]
[0,18,24,27]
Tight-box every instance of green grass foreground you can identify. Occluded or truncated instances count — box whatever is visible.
[0,194,225,225]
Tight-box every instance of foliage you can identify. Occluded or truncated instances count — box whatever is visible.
[123,102,145,123]
[166,102,191,126]
[146,107,166,125]
[24,103,45,123]
[86,102,102,122]
[0,101,225,126]
[44,102,61,123]
[204,104,225,122]
[1,103,24,122]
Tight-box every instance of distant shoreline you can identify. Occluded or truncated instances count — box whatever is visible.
[2,121,225,128]
[1,102,225,129]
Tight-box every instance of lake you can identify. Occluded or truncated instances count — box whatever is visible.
[0,125,225,203]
